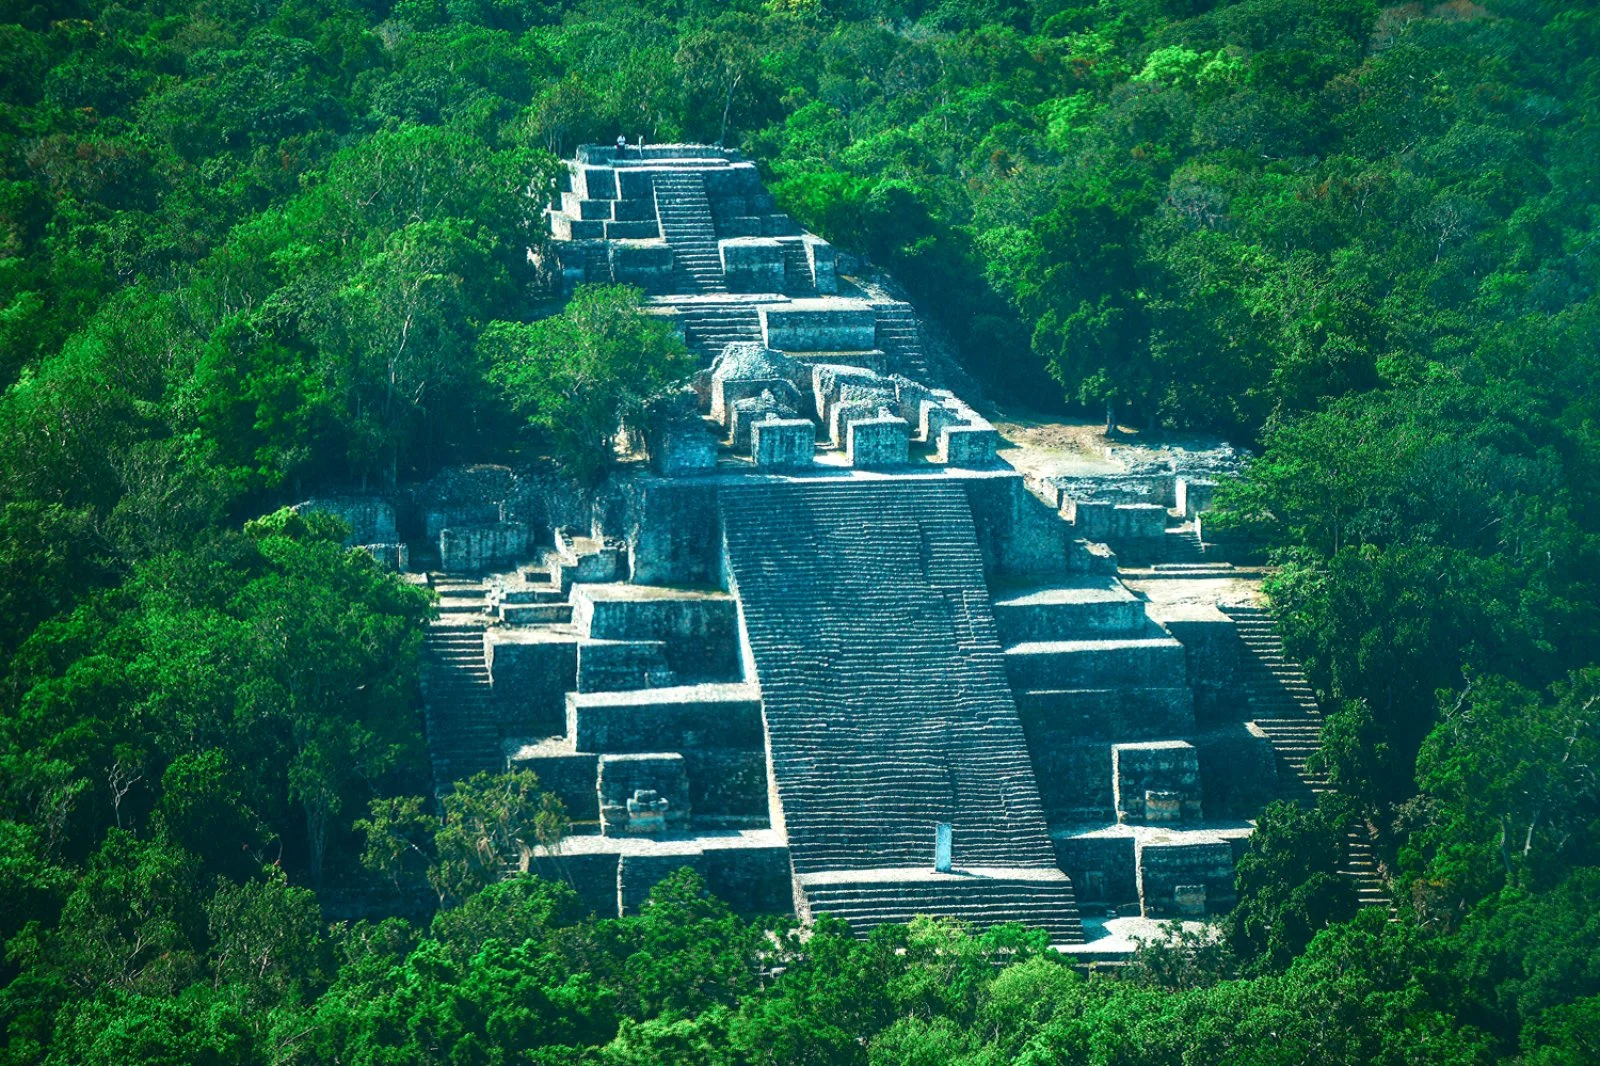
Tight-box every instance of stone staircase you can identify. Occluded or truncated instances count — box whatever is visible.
[1224,602,1393,912]
[780,242,816,296]
[872,303,932,380]
[667,300,764,360]
[797,868,1083,942]
[1162,524,1206,565]
[721,479,1083,942]
[653,171,726,293]
[422,575,506,792]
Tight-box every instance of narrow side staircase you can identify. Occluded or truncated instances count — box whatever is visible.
[872,303,932,381]
[421,575,506,792]
[1225,602,1394,913]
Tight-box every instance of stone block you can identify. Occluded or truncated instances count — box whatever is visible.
[1112,503,1168,540]
[1114,741,1202,824]
[702,161,763,196]
[550,214,604,240]
[1052,830,1138,906]
[1016,686,1196,743]
[828,398,889,448]
[959,475,1081,580]
[612,244,674,290]
[648,418,717,477]
[570,587,741,678]
[938,425,1000,466]
[1137,838,1236,917]
[604,219,659,240]
[1003,637,1187,690]
[1068,499,1115,540]
[711,345,802,422]
[617,851,701,914]
[569,686,764,754]
[699,845,793,915]
[611,197,657,222]
[512,748,599,821]
[1028,737,1115,820]
[682,749,771,825]
[629,479,721,587]
[1148,604,1240,723]
[570,165,617,200]
[295,496,396,545]
[561,192,612,219]
[720,238,785,293]
[1194,724,1279,820]
[615,168,655,199]
[761,301,877,351]
[991,581,1146,642]
[919,399,963,443]
[751,417,815,468]
[525,852,617,916]
[719,216,763,237]
[728,385,803,450]
[846,415,910,468]
[487,630,578,737]
[760,214,801,236]
[810,363,881,421]
[598,753,690,837]
[1053,473,1177,508]
[425,503,499,541]
[577,639,671,692]
[440,522,526,572]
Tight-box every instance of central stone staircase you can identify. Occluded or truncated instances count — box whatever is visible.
[721,479,1084,942]
[653,170,726,293]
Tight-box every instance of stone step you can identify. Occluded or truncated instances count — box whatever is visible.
[500,603,573,625]
[1003,637,1186,690]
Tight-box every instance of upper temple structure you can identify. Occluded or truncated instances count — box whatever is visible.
[303,145,1390,948]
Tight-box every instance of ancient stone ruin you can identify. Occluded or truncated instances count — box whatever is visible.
[298,145,1391,949]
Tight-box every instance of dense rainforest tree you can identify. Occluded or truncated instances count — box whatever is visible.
[1,0,1597,1062]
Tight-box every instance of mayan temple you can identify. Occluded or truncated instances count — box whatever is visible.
[302,145,1389,951]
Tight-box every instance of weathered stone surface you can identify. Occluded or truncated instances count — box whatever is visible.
[711,344,803,422]
[846,414,910,468]
[1194,724,1279,819]
[646,389,718,477]
[1113,741,1202,824]
[486,630,577,737]
[804,236,838,294]
[720,238,785,292]
[440,522,526,572]
[599,753,691,837]
[570,584,741,678]
[1148,604,1241,724]
[1052,829,1138,906]
[728,386,803,450]
[938,424,1000,466]
[761,300,877,351]
[611,241,674,289]
[751,416,815,468]
[295,496,397,545]
[1137,837,1236,917]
